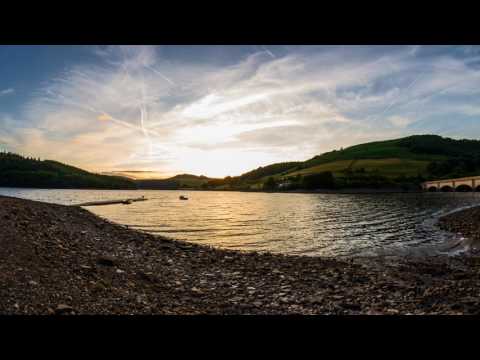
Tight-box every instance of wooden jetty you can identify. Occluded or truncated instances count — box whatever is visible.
[72,196,147,207]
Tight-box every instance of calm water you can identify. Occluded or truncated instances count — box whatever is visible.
[2,188,480,257]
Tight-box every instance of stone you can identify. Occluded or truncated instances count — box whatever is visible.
[308,295,324,304]
[96,255,116,266]
[191,287,204,295]
[55,304,74,314]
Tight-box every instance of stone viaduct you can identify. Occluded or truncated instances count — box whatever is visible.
[422,176,480,192]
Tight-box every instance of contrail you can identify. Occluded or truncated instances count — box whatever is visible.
[115,47,157,153]
[46,88,162,137]
[261,45,276,59]
[145,65,176,86]
[379,67,480,114]
[375,73,424,119]
[140,78,154,157]
[99,112,160,137]
[100,111,161,136]
[362,70,425,125]
[46,47,179,157]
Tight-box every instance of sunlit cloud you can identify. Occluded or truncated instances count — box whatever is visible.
[388,115,415,128]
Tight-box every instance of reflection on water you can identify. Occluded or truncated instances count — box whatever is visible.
[2,188,480,257]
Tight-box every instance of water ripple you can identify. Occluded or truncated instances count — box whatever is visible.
[2,188,480,257]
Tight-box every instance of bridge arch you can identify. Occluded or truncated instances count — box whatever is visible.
[456,184,473,192]
[440,185,454,192]
[423,176,480,192]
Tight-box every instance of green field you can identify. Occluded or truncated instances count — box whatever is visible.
[245,135,480,189]
[286,158,430,179]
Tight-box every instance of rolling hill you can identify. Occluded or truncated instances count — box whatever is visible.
[0,152,137,189]
[202,135,480,191]
[135,174,214,189]
[2,134,479,191]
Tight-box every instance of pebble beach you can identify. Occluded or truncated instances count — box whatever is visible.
[1,195,480,315]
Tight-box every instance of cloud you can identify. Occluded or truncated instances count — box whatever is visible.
[3,45,480,177]
[0,88,14,96]
[388,115,415,128]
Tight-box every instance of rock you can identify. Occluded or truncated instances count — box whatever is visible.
[93,282,106,291]
[55,304,74,314]
[191,287,204,295]
[96,255,116,266]
[386,309,400,314]
[138,271,156,282]
[339,302,361,311]
[28,280,38,286]
[307,294,325,304]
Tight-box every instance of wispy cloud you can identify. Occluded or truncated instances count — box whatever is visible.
[2,46,480,177]
[0,88,14,96]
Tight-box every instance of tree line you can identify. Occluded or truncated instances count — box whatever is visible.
[0,152,136,189]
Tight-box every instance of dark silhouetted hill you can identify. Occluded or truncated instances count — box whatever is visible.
[0,152,136,189]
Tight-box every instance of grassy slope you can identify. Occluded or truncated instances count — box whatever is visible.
[250,135,480,187]
[287,158,430,178]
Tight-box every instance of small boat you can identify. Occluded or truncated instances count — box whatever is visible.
[179,195,188,200]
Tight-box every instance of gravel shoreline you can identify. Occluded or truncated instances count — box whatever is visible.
[438,206,480,252]
[2,195,480,315]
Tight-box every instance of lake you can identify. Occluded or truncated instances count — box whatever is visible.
[1,188,479,257]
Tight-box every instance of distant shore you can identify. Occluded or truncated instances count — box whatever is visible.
[172,187,423,194]
[0,185,421,194]
[1,195,480,315]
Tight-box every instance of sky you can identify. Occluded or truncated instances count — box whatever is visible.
[1,45,480,178]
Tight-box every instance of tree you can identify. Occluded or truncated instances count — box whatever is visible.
[263,177,277,191]
[302,171,335,190]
